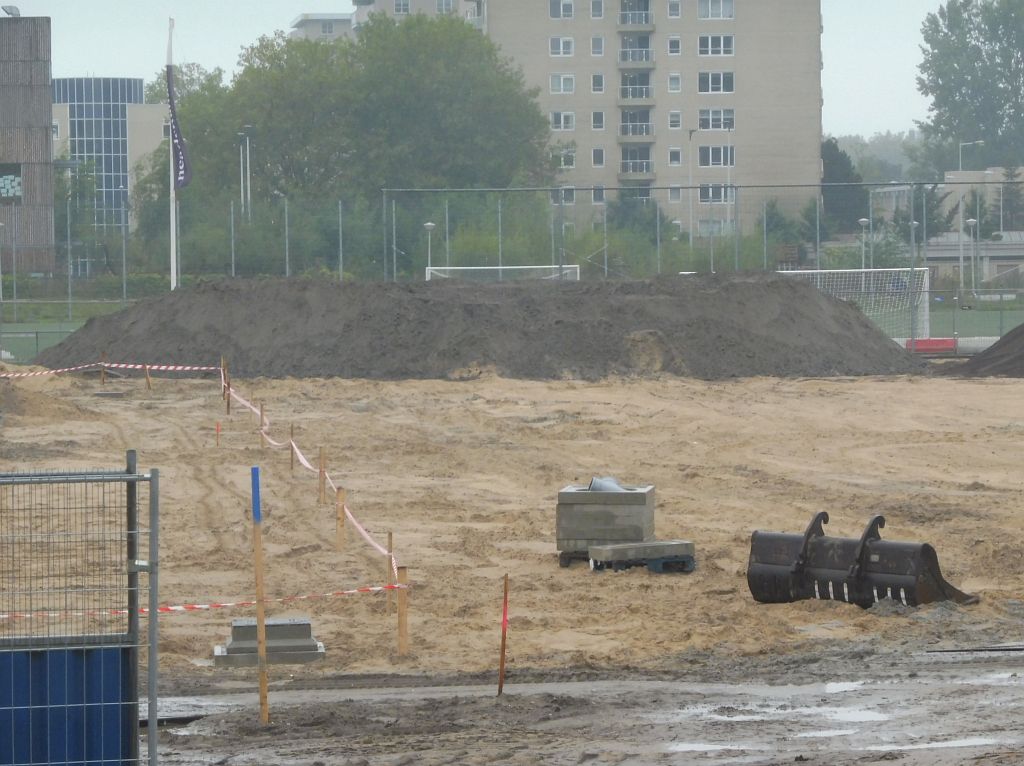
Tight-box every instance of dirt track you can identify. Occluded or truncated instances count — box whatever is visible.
[4,277,1024,763]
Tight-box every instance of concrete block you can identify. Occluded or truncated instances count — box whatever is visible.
[213,616,325,668]
[555,483,655,553]
[589,540,695,562]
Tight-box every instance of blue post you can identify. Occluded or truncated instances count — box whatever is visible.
[251,466,261,523]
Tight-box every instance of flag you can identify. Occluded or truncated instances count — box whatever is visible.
[166,22,192,190]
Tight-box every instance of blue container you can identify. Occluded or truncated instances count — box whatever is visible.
[0,646,137,766]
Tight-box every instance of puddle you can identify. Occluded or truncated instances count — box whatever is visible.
[795,729,858,739]
[824,681,865,693]
[828,708,888,723]
[649,702,889,725]
[861,737,1005,752]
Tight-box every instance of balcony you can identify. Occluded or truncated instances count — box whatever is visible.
[618,48,654,68]
[618,160,656,181]
[618,122,654,143]
[618,11,654,30]
[618,85,654,105]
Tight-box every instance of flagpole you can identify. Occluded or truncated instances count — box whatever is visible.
[167,19,178,290]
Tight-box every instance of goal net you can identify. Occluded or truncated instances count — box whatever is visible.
[779,268,930,340]
[425,265,581,282]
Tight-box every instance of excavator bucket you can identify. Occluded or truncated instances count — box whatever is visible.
[747,512,978,608]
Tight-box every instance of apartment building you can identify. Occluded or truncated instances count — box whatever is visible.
[290,13,357,41]
[350,0,823,235]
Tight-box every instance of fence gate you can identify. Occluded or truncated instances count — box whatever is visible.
[0,451,159,766]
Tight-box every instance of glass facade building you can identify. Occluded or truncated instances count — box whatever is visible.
[52,77,144,228]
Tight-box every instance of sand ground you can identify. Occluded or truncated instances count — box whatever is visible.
[2,370,1024,763]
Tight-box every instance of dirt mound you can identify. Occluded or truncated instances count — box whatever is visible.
[946,322,1024,377]
[35,275,925,380]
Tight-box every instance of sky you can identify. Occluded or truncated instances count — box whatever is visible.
[13,0,944,138]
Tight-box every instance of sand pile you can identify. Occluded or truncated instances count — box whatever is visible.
[35,275,924,379]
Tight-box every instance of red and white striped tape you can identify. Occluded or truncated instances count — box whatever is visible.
[0,583,408,621]
[0,360,218,379]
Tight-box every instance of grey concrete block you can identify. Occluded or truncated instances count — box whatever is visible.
[557,484,654,505]
[589,540,695,562]
[213,616,325,667]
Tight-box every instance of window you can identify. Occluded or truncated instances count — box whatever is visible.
[550,0,574,18]
[699,184,735,203]
[555,148,576,168]
[321,21,334,34]
[592,73,605,93]
[669,186,683,203]
[668,73,682,93]
[668,147,682,166]
[551,111,575,130]
[592,147,605,167]
[698,145,736,167]
[394,0,410,13]
[698,108,735,130]
[668,36,681,55]
[593,185,605,204]
[551,187,576,205]
[699,0,734,19]
[699,35,734,55]
[668,110,682,129]
[699,71,734,93]
[592,110,605,130]
[591,36,604,56]
[550,73,575,94]
[668,1,681,18]
[437,0,455,11]
[550,37,574,56]
[591,0,603,18]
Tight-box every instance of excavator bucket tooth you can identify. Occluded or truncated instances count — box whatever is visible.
[747,513,978,608]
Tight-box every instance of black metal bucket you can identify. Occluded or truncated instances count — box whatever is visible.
[747,512,978,608]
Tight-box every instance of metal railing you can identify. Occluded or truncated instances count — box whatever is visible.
[620,85,653,99]
[619,48,654,63]
[620,122,654,137]
[618,11,652,24]
[620,159,654,174]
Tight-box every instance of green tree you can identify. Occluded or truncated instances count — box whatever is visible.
[916,0,1024,175]
[144,63,227,105]
[821,137,868,233]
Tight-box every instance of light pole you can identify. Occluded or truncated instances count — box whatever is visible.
[120,186,128,305]
[242,125,253,222]
[0,222,4,324]
[858,217,869,292]
[423,221,435,279]
[687,128,696,250]
[273,191,289,277]
[237,134,246,219]
[957,139,983,299]
[909,221,920,351]
[966,217,978,297]
[338,200,344,282]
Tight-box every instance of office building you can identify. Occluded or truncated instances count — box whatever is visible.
[290,13,357,41]
[52,78,167,230]
[0,15,55,273]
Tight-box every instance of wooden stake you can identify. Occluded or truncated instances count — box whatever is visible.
[225,378,231,415]
[215,421,221,448]
[258,403,265,449]
[100,352,107,385]
[397,566,409,657]
[220,356,227,399]
[318,447,326,505]
[144,364,152,391]
[385,532,394,614]
[335,488,347,551]
[290,424,295,473]
[251,467,270,724]
[497,573,509,696]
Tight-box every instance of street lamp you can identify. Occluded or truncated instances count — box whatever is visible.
[120,186,128,305]
[966,217,978,297]
[273,191,290,277]
[239,126,254,222]
[957,140,983,299]
[858,217,869,292]
[423,221,435,278]
[958,139,984,172]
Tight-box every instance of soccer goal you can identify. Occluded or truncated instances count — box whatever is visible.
[779,268,930,340]
[425,265,581,282]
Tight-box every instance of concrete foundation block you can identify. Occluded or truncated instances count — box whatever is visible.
[555,483,655,553]
[213,616,325,668]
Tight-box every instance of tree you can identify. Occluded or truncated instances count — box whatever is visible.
[916,0,1024,175]
[144,63,227,105]
[1000,166,1023,231]
[821,137,868,233]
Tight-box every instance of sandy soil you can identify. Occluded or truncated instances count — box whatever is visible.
[2,369,1024,763]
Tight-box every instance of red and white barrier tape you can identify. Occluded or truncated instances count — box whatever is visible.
[0,583,408,621]
[0,360,219,379]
